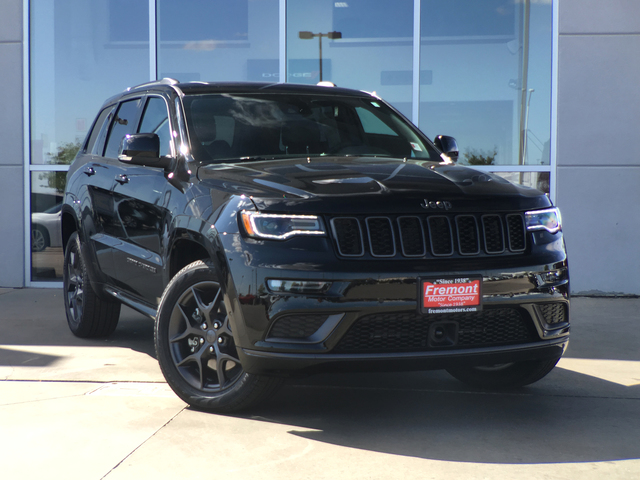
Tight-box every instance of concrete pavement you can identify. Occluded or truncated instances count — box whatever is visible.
[0,288,639,479]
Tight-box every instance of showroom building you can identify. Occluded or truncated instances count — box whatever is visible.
[0,0,638,295]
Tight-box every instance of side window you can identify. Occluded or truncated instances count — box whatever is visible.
[104,98,143,158]
[138,97,172,157]
[87,105,116,156]
[356,107,398,136]
[85,106,113,154]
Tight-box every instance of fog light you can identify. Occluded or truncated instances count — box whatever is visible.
[538,269,566,285]
[267,279,331,294]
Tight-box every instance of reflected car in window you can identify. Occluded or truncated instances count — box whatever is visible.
[31,203,62,252]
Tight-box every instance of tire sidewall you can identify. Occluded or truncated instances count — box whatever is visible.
[62,231,120,338]
[63,232,84,333]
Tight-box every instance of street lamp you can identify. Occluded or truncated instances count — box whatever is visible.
[298,31,342,82]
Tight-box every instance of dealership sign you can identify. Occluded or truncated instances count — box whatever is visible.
[420,277,482,314]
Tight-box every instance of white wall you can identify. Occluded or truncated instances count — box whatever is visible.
[556,0,640,294]
[0,0,25,287]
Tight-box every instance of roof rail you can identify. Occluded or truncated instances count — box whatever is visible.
[126,78,180,92]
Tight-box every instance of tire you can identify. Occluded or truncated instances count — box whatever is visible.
[446,357,561,389]
[155,260,282,413]
[63,232,121,338]
[32,226,49,252]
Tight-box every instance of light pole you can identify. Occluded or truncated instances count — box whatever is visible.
[523,88,535,164]
[298,31,342,82]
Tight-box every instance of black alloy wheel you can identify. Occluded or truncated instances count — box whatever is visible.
[155,260,282,412]
[63,232,121,337]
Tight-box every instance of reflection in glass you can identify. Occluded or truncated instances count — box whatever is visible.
[287,0,413,119]
[157,0,279,83]
[30,0,150,165]
[31,172,65,281]
[494,171,550,196]
[419,0,552,166]
[183,93,439,162]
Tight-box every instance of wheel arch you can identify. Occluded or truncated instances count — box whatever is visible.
[168,231,219,280]
[61,208,78,254]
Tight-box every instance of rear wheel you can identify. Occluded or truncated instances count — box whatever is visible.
[155,260,282,412]
[446,357,561,389]
[63,232,121,337]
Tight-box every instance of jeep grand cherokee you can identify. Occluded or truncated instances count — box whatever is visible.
[61,79,570,412]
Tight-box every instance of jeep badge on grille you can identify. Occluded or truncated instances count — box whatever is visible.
[420,199,452,210]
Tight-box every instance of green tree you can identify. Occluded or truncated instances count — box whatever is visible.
[463,147,498,166]
[39,141,82,194]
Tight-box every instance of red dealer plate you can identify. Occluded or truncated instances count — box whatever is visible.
[419,276,482,314]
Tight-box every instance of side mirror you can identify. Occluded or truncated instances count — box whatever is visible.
[118,133,172,169]
[434,135,459,163]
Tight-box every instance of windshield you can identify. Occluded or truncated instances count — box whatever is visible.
[183,93,439,164]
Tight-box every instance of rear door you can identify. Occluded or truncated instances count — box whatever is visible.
[71,103,121,280]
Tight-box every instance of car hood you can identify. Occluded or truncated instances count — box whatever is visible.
[197,157,551,214]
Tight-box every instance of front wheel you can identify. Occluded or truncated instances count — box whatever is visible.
[446,357,561,389]
[155,260,282,412]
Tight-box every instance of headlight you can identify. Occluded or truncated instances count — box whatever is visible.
[240,211,326,240]
[525,207,562,234]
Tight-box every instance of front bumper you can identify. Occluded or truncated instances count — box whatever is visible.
[238,337,569,375]
[220,232,570,375]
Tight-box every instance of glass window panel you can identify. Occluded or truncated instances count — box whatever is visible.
[356,108,398,136]
[157,0,279,83]
[493,171,550,196]
[30,0,150,165]
[86,106,114,154]
[287,0,413,119]
[182,93,439,161]
[419,0,552,166]
[31,172,65,281]
[90,106,117,156]
[139,97,172,157]
[104,99,144,158]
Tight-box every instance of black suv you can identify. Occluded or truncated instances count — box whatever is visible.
[62,79,570,412]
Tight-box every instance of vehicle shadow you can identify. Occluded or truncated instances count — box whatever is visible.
[0,289,156,361]
[238,367,640,465]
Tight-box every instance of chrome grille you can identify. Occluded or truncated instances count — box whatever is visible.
[366,217,396,257]
[482,215,505,253]
[398,216,426,257]
[456,215,480,255]
[506,214,526,252]
[330,217,364,256]
[428,216,454,256]
[329,213,527,259]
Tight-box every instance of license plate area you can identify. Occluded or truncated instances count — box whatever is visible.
[419,276,482,314]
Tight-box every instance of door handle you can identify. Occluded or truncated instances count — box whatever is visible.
[84,167,96,176]
[115,174,129,185]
